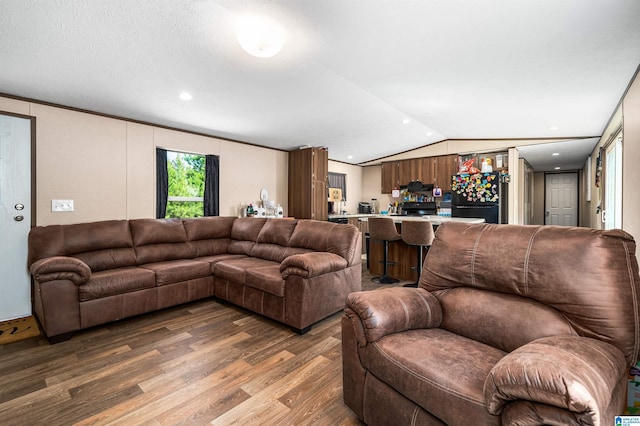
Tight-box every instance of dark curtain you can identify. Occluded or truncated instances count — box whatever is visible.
[156,148,168,218]
[204,154,219,216]
[328,172,347,201]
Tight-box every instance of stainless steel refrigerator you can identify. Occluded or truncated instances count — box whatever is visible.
[451,172,508,224]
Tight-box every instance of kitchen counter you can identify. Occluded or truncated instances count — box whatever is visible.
[329,214,485,225]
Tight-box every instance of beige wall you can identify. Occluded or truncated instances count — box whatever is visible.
[622,72,640,242]
[0,96,288,226]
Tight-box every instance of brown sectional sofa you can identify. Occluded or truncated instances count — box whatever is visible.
[342,222,640,425]
[28,216,362,342]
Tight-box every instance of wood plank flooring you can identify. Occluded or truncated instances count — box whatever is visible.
[0,264,407,425]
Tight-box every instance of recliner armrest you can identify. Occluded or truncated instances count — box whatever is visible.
[30,256,91,285]
[345,287,442,345]
[484,335,627,423]
[280,252,348,279]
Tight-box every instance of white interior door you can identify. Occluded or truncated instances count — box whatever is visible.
[545,172,578,226]
[0,114,32,321]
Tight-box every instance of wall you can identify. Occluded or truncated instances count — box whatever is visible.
[532,172,545,225]
[622,72,640,242]
[0,96,288,226]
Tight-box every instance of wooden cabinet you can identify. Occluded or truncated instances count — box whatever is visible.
[398,158,422,185]
[288,147,328,220]
[381,161,399,194]
[382,155,457,192]
[433,154,459,191]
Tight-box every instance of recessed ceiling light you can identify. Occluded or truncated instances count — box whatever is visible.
[549,126,559,131]
[554,167,561,170]
[347,155,353,160]
[426,132,433,136]
[552,152,560,156]
[179,92,192,101]
[237,16,285,58]
[401,118,410,125]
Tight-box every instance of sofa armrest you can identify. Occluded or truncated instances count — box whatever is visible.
[280,252,348,279]
[30,256,91,285]
[484,335,627,423]
[345,287,442,345]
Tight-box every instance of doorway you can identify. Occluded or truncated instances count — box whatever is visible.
[0,113,34,321]
[545,172,578,226]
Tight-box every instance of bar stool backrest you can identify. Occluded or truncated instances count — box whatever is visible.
[368,217,401,242]
[401,220,435,247]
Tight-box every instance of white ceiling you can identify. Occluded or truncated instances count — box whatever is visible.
[1,0,639,167]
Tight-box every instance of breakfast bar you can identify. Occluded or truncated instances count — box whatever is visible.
[339,215,485,282]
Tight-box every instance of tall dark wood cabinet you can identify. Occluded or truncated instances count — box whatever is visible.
[288,147,328,220]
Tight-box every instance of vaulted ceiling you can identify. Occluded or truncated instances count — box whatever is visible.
[1,0,639,169]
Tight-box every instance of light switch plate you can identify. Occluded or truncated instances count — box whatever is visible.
[52,199,74,212]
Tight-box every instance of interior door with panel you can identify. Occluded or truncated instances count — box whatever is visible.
[545,172,578,226]
[0,114,33,321]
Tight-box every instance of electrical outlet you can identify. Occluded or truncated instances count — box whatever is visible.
[52,199,74,212]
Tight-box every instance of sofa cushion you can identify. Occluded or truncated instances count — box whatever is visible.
[289,219,358,263]
[194,254,248,272]
[183,216,235,257]
[228,218,267,254]
[362,327,505,425]
[435,287,576,353]
[256,218,298,246]
[214,257,278,283]
[28,220,136,272]
[245,265,285,297]
[78,267,156,302]
[140,259,211,285]
[130,219,195,264]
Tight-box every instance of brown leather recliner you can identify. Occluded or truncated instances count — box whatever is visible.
[342,222,640,425]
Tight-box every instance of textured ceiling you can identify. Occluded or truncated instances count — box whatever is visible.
[1,0,639,167]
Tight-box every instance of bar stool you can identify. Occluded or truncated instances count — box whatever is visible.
[368,217,402,284]
[401,220,435,287]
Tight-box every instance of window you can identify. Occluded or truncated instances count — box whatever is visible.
[603,134,623,229]
[156,148,219,218]
[328,172,347,201]
[166,151,205,218]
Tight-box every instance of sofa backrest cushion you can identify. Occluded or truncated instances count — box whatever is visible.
[130,219,194,264]
[250,219,299,262]
[228,218,267,255]
[183,216,236,257]
[28,220,136,272]
[288,220,360,265]
[421,222,640,365]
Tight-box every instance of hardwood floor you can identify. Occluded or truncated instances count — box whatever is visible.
[0,264,408,425]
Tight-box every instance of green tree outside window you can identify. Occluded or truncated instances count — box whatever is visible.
[166,152,205,218]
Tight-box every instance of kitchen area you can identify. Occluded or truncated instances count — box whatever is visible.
[328,151,510,282]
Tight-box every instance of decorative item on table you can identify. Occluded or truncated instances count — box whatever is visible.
[246,203,255,217]
[276,203,284,218]
[433,186,442,197]
[255,207,266,217]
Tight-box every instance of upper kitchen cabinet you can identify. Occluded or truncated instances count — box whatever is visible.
[398,158,424,185]
[433,154,459,191]
[288,147,328,220]
[381,161,399,194]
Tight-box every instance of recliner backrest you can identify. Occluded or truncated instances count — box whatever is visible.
[421,222,640,364]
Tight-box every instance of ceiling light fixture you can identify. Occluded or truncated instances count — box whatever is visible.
[179,92,192,101]
[402,118,410,124]
[552,152,560,156]
[347,155,353,160]
[237,16,285,58]
[426,132,433,136]
[549,126,559,131]
[554,167,561,170]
